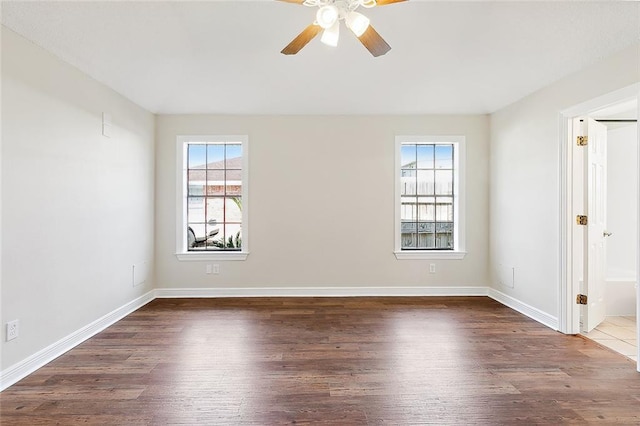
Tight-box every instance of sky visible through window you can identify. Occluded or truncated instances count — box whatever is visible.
[401,144,452,169]
[188,143,242,167]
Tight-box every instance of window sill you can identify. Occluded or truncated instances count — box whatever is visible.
[175,252,249,261]
[394,250,466,260]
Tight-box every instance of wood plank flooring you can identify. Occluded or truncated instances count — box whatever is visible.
[1,297,639,425]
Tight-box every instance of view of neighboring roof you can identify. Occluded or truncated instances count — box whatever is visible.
[188,157,242,182]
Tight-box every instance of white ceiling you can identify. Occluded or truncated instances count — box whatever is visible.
[1,1,638,115]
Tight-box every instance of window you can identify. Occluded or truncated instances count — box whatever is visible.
[176,136,248,261]
[394,136,466,260]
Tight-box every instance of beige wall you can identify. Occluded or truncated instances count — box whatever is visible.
[490,43,640,317]
[1,27,155,369]
[156,115,490,289]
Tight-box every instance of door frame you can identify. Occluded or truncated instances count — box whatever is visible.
[558,83,640,371]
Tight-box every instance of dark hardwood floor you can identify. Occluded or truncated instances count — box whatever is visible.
[1,297,639,425]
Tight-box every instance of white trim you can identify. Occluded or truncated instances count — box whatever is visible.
[157,287,558,332]
[558,83,640,371]
[394,135,466,255]
[175,252,249,261]
[561,84,640,117]
[175,135,249,259]
[155,286,489,298]
[0,287,569,390]
[0,291,155,391]
[637,90,640,373]
[394,251,466,260]
[558,113,579,334]
[488,288,559,331]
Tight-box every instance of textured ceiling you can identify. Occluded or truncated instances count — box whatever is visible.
[1,1,638,115]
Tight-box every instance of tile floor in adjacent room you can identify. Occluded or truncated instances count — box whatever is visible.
[582,316,638,362]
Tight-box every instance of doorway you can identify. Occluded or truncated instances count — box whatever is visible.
[559,83,640,371]
[581,103,637,362]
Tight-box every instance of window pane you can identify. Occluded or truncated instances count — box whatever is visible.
[435,145,453,169]
[188,145,206,169]
[206,197,224,224]
[437,222,454,234]
[187,170,205,196]
[205,186,224,197]
[226,197,242,222]
[418,221,435,234]
[401,221,416,234]
[436,233,452,249]
[401,197,416,220]
[207,145,225,169]
[206,223,220,244]
[187,196,205,223]
[206,169,225,183]
[417,197,435,221]
[402,232,417,248]
[225,169,242,186]
[401,176,416,196]
[205,170,225,195]
[226,182,242,196]
[435,170,453,195]
[401,145,416,168]
[226,144,242,169]
[222,224,242,249]
[436,201,453,221]
[187,223,206,250]
[417,145,434,169]
[436,221,454,249]
[417,225,435,249]
[401,169,416,178]
[417,170,434,195]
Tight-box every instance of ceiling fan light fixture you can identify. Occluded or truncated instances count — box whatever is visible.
[320,20,340,47]
[316,5,339,29]
[345,11,370,37]
[279,0,405,56]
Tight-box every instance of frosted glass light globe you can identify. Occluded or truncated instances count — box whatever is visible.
[316,5,339,29]
[346,11,370,37]
[320,21,340,47]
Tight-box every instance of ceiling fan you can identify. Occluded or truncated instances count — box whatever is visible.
[279,0,407,57]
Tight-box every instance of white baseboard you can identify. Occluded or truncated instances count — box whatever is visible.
[157,286,560,330]
[154,286,490,298]
[1,286,561,392]
[0,290,155,391]
[488,287,559,330]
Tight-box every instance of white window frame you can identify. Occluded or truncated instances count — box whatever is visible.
[175,135,249,261]
[394,135,466,260]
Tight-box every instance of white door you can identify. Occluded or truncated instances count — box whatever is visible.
[582,118,609,332]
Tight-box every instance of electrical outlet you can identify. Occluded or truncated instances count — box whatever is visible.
[213,264,220,274]
[429,263,436,274]
[6,320,19,341]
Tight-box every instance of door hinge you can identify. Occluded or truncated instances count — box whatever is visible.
[576,215,588,226]
[576,294,588,305]
[577,136,588,146]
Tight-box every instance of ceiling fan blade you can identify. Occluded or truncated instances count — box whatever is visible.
[276,0,306,3]
[357,25,391,57]
[281,24,322,55]
[375,0,408,5]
